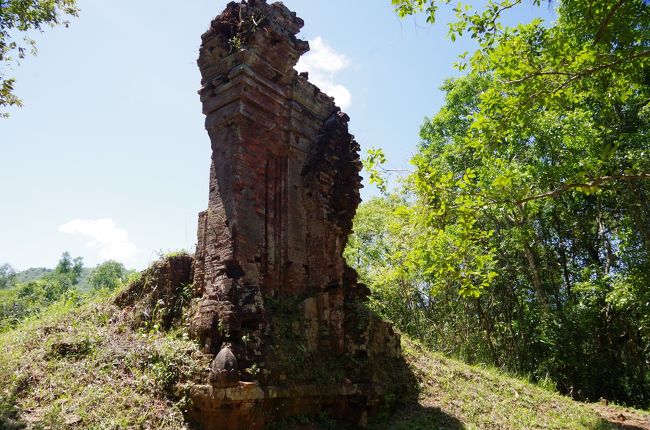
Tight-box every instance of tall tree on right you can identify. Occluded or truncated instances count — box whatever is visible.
[372,0,650,406]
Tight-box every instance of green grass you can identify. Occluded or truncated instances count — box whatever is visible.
[0,295,210,430]
[369,339,623,430]
[0,293,645,429]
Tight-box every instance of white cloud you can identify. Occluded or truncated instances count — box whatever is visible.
[59,218,140,263]
[296,37,352,109]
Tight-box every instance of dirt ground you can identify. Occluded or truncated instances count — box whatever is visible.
[595,405,650,430]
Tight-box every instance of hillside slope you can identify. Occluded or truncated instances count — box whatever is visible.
[0,295,647,430]
[383,340,649,430]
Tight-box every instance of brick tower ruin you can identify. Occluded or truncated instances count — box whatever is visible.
[187,1,404,428]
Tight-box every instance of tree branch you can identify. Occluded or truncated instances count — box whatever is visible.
[512,173,650,206]
[503,70,572,84]
[594,0,628,44]
[504,49,650,86]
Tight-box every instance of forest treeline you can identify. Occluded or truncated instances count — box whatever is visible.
[0,254,132,332]
[347,0,650,408]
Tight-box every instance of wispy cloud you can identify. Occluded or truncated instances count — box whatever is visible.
[59,218,139,263]
[296,37,352,109]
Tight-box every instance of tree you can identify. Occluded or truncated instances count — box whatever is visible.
[88,260,127,291]
[404,72,650,404]
[54,251,83,283]
[389,0,649,199]
[0,0,78,116]
[363,0,650,406]
[0,263,16,289]
[344,195,437,339]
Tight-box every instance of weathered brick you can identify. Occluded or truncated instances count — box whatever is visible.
[188,1,403,428]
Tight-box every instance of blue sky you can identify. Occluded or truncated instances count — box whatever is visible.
[1,0,553,271]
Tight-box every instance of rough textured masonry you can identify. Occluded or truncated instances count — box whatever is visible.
[186,1,404,428]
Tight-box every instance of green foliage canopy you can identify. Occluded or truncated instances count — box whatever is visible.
[54,250,83,286]
[377,0,650,298]
[353,0,650,406]
[0,0,78,116]
[88,260,128,291]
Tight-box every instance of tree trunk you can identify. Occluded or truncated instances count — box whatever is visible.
[523,241,550,313]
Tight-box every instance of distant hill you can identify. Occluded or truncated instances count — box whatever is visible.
[14,267,52,283]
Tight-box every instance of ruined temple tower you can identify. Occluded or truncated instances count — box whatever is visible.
[187,1,404,428]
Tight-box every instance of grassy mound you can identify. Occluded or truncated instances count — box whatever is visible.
[1,292,647,429]
[0,295,210,430]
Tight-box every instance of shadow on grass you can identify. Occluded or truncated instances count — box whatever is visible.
[371,405,633,430]
[0,373,30,430]
[600,420,650,430]
[368,403,465,430]
[0,395,26,430]
[364,336,464,430]
[264,403,465,430]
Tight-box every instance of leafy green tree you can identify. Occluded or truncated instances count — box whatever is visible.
[54,251,83,284]
[392,0,650,150]
[88,260,127,291]
[359,0,650,406]
[0,264,16,289]
[32,252,84,301]
[345,194,438,340]
[0,0,79,116]
[406,72,649,403]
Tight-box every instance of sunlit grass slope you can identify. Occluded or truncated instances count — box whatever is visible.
[0,294,646,429]
[375,339,642,430]
[0,296,209,430]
